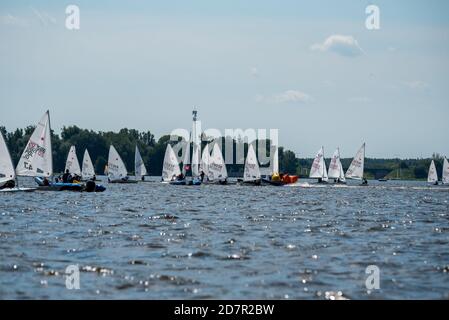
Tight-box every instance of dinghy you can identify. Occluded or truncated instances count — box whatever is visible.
[262,146,298,186]
[81,149,97,181]
[240,144,261,185]
[108,145,137,183]
[135,145,148,182]
[427,160,439,186]
[0,131,36,192]
[162,144,183,184]
[16,111,104,192]
[345,143,367,185]
[207,143,229,184]
[309,147,328,183]
[65,146,81,178]
[328,148,346,184]
[443,157,449,185]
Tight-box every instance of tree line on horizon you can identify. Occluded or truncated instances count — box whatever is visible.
[0,125,443,180]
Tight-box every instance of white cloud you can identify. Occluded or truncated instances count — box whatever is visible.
[403,81,429,90]
[0,14,27,27]
[311,34,364,57]
[256,90,313,104]
[250,67,259,77]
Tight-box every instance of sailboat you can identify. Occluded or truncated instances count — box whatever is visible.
[161,144,182,184]
[309,147,328,183]
[207,143,228,184]
[240,144,261,185]
[108,145,137,183]
[135,145,148,181]
[0,131,36,192]
[17,111,105,192]
[427,160,438,186]
[65,146,81,177]
[328,148,346,184]
[345,143,367,185]
[81,149,97,181]
[443,157,449,185]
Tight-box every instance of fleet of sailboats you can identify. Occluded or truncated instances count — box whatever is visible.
[2,110,449,191]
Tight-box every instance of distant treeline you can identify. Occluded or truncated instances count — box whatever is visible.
[0,125,443,180]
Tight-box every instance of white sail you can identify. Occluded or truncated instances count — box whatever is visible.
[200,144,210,177]
[208,143,228,181]
[427,160,438,184]
[345,143,365,180]
[65,146,81,175]
[81,149,95,180]
[328,148,345,181]
[181,140,191,176]
[309,147,328,181]
[244,144,261,182]
[0,132,15,185]
[272,146,279,175]
[443,157,449,185]
[16,111,53,177]
[135,146,147,180]
[162,144,181,182]
[108,145,128,181]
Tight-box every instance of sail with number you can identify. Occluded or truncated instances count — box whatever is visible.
[108,145,128,181]
[16,111,53,177]
[200,144,210,177]
[244,144,261,182]
[309,147,328,181]
[345,143,365,180]
[443,157,449,185]
[65,146,81,175]
[135,146,147,180]
[427,160,438,184]
[82,149,95,180]
[208,143,228,181]
[162,144,181,182]
[328,148,345,182]
[0,132,15,185]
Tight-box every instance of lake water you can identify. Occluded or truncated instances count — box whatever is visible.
[0,177,448,300]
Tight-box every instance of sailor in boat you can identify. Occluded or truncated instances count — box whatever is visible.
[42,177,50,186]
[362,178,368,185]
[176,173,185,181]
[0,180,15,190]
[62,169,70,183]
[200,170,205,182]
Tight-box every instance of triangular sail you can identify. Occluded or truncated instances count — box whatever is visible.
[309,147,328,181]
[244,144,261,182]
[108,145,128,181]
[16,111,53,177]
[443,157,449,185]
[82,149,95,180]
[345,143,365,180]
[135,146,147,180]
[208,143,228,181]
[162,144,181,182]
[328,148,345,181]
[200,144,210,177]
[427,160,438,184]
[181,140,191,176]
[0,132,15,184]
[65,146,81,175]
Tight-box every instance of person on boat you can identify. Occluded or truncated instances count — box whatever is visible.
[176,173,185,181]
[141,176,145,181]
[0,180,15,190]
[62,169,70,183]
[318,177,323,183]
[92,174,96,181]
[200,170,205,182]
[42,177,50,186]
[362,178,368,185]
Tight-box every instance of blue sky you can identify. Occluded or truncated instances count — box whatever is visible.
[1,0,448,158]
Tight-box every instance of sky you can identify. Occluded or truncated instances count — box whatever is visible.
[1,0,448,158]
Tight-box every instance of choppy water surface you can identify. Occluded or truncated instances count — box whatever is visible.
[0,177,448,299]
